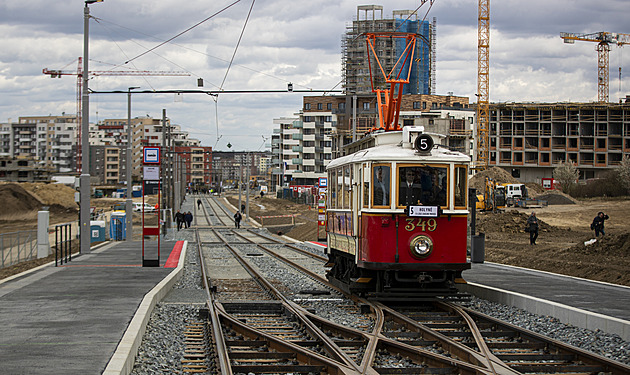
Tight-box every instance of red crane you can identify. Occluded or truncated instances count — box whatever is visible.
[43,58,190,172]
[364,32,417,132]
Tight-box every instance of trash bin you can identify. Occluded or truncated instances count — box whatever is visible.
[471,232,485,263]
[90,220,106,243]
[110,212,126,241]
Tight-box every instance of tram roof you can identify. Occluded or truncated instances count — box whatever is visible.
[327,131,470,170]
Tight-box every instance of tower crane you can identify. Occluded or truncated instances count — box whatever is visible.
[560,31,630,103]
[476,0,490,170]
[43,57,190,172]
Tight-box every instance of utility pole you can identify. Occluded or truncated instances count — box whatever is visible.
[126,86,138,241]
[238,163,242,217]
[246,153,250,220]
[161,109,168,236]
[80,0,101,254]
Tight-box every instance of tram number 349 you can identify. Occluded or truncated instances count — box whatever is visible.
[405,218,437,232]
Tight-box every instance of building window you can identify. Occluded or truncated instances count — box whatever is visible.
[363,102,370,110]
[338,102,345,110]
[327,103,332,110]
[317,103,323,110]
[423,102,427,109]
[305,103,311,110]
[413,101,421,109]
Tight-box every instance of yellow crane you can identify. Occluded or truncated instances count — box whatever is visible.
[476,0,490,170]
[560,31,630,103]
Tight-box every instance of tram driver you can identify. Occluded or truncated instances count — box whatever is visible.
[399,167,423,206]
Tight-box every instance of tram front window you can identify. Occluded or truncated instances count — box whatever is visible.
[398,166,447,207]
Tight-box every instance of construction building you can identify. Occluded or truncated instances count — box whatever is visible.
[342,5,434,95]
[270,94,473,189]
[487,99,630,182]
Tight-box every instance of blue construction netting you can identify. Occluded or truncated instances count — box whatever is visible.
[394,19,431,95]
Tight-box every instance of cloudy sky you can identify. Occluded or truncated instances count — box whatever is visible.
[1,0,628,151]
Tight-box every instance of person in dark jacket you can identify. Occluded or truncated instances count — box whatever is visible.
[526,211,539,245]
[197,199,201,209]
[591,212,609,237]
[184,211,193,228]
[234,211,242,229]
[175,210,184,231]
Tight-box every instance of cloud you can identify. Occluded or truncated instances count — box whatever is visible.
[1,0,629,150]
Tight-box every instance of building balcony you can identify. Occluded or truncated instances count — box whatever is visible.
[292,146,303,152]
[292,121,303,128]
[292,133,303,140]
[291,158,303,165]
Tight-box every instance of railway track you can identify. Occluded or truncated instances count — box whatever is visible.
[187,195,630,374]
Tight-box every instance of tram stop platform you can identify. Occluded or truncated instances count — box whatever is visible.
[0,239,186,375]
[460,262,630,341]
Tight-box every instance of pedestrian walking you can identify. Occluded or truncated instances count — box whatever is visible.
[591,211,609,237]
[234,211,242,229]
[197,198,202,209]
[526,211,539,245]
[175,210,184,231]
[184,211,193,228]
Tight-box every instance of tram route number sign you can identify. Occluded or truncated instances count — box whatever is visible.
[407,205,439,218]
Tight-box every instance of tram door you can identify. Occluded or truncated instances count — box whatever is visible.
[353,164,360,239]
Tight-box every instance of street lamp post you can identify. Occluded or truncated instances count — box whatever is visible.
[126,86,139,241]
[80,0,103,254]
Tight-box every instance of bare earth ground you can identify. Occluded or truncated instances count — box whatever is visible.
[1,182,629,288]
[231,194,630,288]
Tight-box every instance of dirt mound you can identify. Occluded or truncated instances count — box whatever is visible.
[568,232,630,257]
[469,167,519,192]
[21,182,78,209]
[0,183,44,217]
[525,182,546,195]
[476,209,554,234]
[536,191,579,205]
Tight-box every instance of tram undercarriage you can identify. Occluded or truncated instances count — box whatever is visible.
[326,250,465,300]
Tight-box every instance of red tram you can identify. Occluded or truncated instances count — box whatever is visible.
[325,126,470,298]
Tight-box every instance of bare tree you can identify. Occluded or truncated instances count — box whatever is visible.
[553,161,579,194]
[618,155,630,194]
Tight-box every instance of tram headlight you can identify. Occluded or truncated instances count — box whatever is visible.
[409,235,433,259]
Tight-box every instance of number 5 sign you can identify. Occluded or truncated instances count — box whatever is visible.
[414,134,434,153]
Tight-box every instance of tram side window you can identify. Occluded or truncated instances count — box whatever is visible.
[455,166,467,207]
[329,169,337,209]
[342,166,351,209]
[398,166,447,206]
[372,165,390,206]
[363,165,369,208]
[336,169,342,208]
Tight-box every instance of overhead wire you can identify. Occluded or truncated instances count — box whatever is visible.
[90,16,311,90]
[220,0,256,90]
[122,0,242,66]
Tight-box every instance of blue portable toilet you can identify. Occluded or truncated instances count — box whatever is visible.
[110,212,126,240]
[90,220,106,243]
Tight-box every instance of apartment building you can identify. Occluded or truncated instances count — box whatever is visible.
[488,100,630,182]
[212,151,270,189]
[342,5,432,95]
[173,146,212,187]
[13,115,78,173]
[89,145,128,185]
